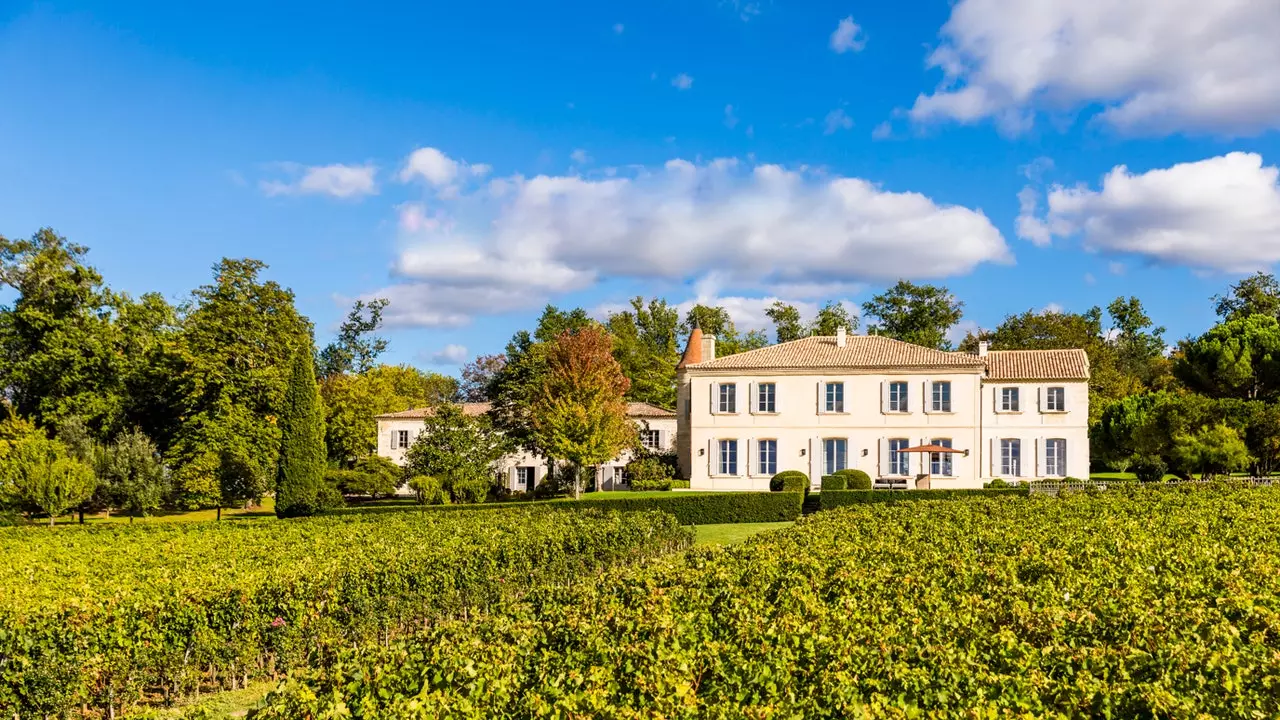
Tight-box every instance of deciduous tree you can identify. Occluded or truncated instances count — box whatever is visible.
[458,353,506,402]
[765,301,806,343]
[607,297,681,408]
[316,298,389,379]
[681,305,767,356]
[321,364,458,465]
[403,403,511,503]
[1,434,96,526]
[811,300,858,336]
[1213,272,1280,321]
[862,280,963,350]
[101,429,167,520]
[1171,424,1251,479]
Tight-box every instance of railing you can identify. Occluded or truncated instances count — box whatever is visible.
[1029,477,1279,495]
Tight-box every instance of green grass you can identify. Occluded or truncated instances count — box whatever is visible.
[694,521,793,546]
[139,681,274,718]
[33,497,277,527]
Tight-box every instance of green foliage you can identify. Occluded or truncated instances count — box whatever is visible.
[351,455,402,497]
[811,300,858,336]
[1176,314,1280,401]
[607,296,680,408]
[321,364,458,465]
[0,434,96,525]
[275,351,326,518]
[0,508,690,717]
[844,468,872,490]
[264,487,1280,718]
[625,456,674,491]
[769,470,809,493]
[820,487,1029,509]
[100,429,168,518]
[986,477,1009,488]
[408,475,448,505]
[765,301,806,343]
[1130,456,1168,483]
[671,479,691,489]
[566,491,802,524]
[681,304,768,356]
[403,404,511,504]
[1213,271,1280,321]
[862,280,963,350]
[458,353,506,402]
[820,474,845,491]
[315,298,389,379]
[1171,424,1252,478]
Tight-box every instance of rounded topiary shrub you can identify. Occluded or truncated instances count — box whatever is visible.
[836,468,872,490]
[820,475,846,491]
[770,470,809,493]
[1132,457,1167,483]
[986,478,1009,489]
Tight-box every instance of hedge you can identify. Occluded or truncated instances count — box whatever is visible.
[770,470,809,493]
[820,487,1030,510]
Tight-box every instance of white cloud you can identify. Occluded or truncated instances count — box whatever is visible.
[1028,152,1280,272]
[260,163,377,198]
[570,148,593,165]
[1015,186,1051,246]
[671,73,694,90]
[1042,303,1064,315]
[829,16,867,54]
[399,147,459,186]
[425,344,469,365]
[871,121,893,140]
[824,108,853,135]
[372,155,1011,328]
[909,0,1280,136]
[613,22,625,34]
[724,104,740,129]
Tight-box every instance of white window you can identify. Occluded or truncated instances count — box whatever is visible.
[718,383,737,413]
[889,438,910,475]
[758,439,777,476]
[823,438,847,475]
[612,466,625,483]
[824,382,844,412]
[640,429,661,450]
[888,382,909,413]
[930,438,953,476]
[1045,387,1065,412]
[1045,438,1066,476]
[1001,439,1021,476]
[516,466,536,492]
[395,430,409,449]
[756,383,776,413]
[718,439,738,475]
[932,381,952,412]
[1000,387,1020,412]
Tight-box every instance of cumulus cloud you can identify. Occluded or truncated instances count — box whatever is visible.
[829,16,866,54]
[425,344,469,365]
[260,163,377,198]
[671,73,694,90]
[1014,186,1051,246]
[823,108,853,135]
[909,0,1280,135]
[372,151,1011,328]
[1024,152,1280,272]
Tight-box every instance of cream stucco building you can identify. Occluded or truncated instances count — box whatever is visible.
[675,327,1089,491]
[375,402,677,493]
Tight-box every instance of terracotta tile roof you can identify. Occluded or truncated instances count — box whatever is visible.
[376,401,675,420]
[984,349,1090,381]
[683,335,986,372]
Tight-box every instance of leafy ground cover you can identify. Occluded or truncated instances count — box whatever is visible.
[693,521,793,546]
[260,485,1280,718]
[0,507,691,718]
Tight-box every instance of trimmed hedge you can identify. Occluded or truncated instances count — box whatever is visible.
[820,475,846,491]
[568,492,803,525]
[671,479,691,489]
[770,470,809,493]
[821,487,1030,510]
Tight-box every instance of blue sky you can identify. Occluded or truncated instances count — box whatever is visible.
[4,0,1280,370]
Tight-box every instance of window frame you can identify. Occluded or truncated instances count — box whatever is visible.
[930,438,953,477]
[888,437,910,476]
[717,439,739,476]
[718,383,738,414]
[824,381,845,413]
[999,387,1021,413]
[1045,438,1066,477]
[756,382,777,414]
[1044,386,1066,413]
[639,428,661,450]
[516,466,536,490]
[822,438,848,475]
[888,381,909,413]
[931,381,952,413]
[1000,438,1022,477]
[395,429,410,449]
[757,439,778,476]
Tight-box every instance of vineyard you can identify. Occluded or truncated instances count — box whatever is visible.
[259,486,1280,718]
[0,508,692,718]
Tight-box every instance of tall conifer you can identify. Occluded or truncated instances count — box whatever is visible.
[276,350,325,517]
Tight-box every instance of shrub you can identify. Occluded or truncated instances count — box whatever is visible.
[820,475,845,491]
[1132,457,1168,484]
[408,475,448,505]
[837,468,871,490]
[986,478,1009,489]
[770,470,809,493]
[352,455,403,497]
[672,479,691,489]
[821,487,1029,510]
[626,457,674,491]
[569,491,802,524]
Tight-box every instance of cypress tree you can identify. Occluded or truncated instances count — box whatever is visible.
[276,350,326,517]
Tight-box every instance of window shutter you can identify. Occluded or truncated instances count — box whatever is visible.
[1037,387,1044,413]
[990,437,997,476]
[745,438,753,476]
[1061,440,1068,477]
[710,382,716,414]
[816,381,822,413]
[880,381,890,414]
[923,381,932,414]
[707,439,714,475]
[878,438,889,477]
[1036,438,1046,478]
[748,382,755,414]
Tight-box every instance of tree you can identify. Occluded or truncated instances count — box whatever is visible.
[0,411,41,509]
[861,280,963,350]
[458,354,506,402]
[1171,424,1251,479]
[530,326,635,499]
[765,301,806,343]
[1107,296,1168,386]
[1175,314,1280,401]
[1213,272,1280,321]
[316,298,389,379]
[681,305,768,356]
[607,297,681,408]
[321,365,458,465]
[1,434,96,526]
[403,403,511,503]
[275,350,326,518]
[811,300,858,336]
[101,430,167,520]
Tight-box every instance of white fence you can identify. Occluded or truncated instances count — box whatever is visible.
[1028,477,1278,496]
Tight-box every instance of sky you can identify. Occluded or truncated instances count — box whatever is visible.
[4,0,1280,371]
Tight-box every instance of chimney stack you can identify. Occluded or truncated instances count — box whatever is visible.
[836,326,847,348]
[978,340,989,357]
[701,335,717,362]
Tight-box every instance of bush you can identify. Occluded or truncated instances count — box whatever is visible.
[838,468,871,490]
[821,487,1029,510]
[672,479,691,489]
[770,470,809,493]
[408,475,448,505]
[986,478,1009,489]
[1132,457,1168,484]
[352,455,403,497]
[820,475,845,491]
[626,457,674,491]
[570,492,802,524]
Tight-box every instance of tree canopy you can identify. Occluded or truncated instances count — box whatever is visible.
[862,280,963,350]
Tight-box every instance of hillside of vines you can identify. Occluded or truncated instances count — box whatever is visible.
[0,508,692,718]
[261,486,1280,718]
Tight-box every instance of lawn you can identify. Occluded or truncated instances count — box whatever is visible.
[38,497,276,526]
[694,521,793,546]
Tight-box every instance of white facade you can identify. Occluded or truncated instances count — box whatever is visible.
[676,334,1089,491]
[376,403,677,493]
